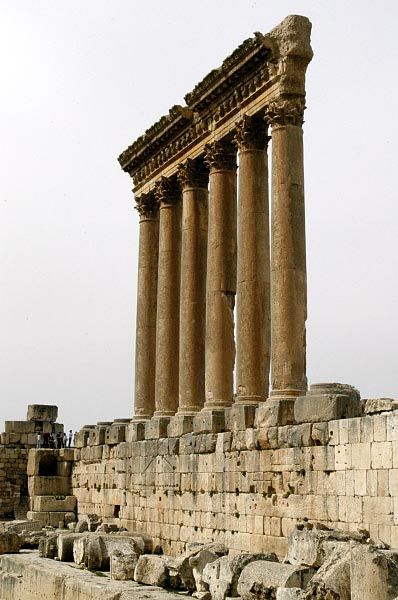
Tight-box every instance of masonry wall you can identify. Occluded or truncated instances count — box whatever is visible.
[71,409,398,557]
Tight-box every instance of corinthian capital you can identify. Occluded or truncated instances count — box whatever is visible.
[177,158,209,190]
[135,191,159,220]
[266,97,306,127]
[234,115,270,151]
[204,140,237,171]
[154,176,180,206]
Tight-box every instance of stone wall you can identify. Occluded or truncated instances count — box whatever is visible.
[71,401,398,557]
[0,405,63,518]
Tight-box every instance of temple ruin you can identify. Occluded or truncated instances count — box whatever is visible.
[1,13,398,600]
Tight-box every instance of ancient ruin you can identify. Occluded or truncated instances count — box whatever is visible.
[1,13,398,600]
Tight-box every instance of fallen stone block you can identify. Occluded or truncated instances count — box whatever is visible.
[134,554,169,587]
[203,553,278,600]
[75,520,88,533]
[237,561,314,600]
[363,398,398,414]
[350,544,398,600]
[73,533,143,570]
[286,525,364,567]
[111,549,139,580]
[0,532,20,555]
[276,589,305,599]
[57,532,82,561]
[87,513,102,531]
[190,548,220,592]
[305,544,351,600]
[38,533,58,559]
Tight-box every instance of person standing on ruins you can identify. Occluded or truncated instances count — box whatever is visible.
[68,430,73,448]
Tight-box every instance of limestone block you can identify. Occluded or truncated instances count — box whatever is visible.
[190,549,220,592]
[350,544,398,600]
[237,561,313,599]
[26,511,50,526]
[111,549,138,580]
[57,532,81,561]
[126,422,146,442]
[57,461,72,477]
[305,544,351,600]
[193,411,226,434]
[225,405,256,432]
[145,417,170,440]
[276,589,305,600]
[73,533,144,570]
[75,520,88,533]
[89,425,108,446]
[168,415,195,438]
[255,399,295,428]
[0,532,20,554]
[295,393,362,424]
[364,398,398,414]
[134,554,169,586]
[203,553,278,600]
[32,495,76,513]
[27,405,58,423]
[286,526,364,568]
[38,533,58,559]
[28,476,71,496]
[5,421,36,434]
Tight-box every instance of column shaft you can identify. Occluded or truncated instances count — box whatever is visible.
[177,160,208,414]
[235,116,271,404]
[268,98,308,396]
[204,141,237,409]
[154,177,181,416]
[133,193,159,420]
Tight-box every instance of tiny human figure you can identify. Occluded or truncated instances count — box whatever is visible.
[68,430,73,448]
[43,431,50,448]
[36,433,42,449]
[56,432,62,449]
[49,433,55,449]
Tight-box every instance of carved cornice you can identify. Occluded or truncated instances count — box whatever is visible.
[266,96,305,127]
[118,16,313,189]
[204,141,237,171]
[234,115,270,151]
[154,176,180,206]
[177,158,209,189]
[135,192,159,220]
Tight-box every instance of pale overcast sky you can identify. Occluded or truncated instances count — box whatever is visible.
[1,1,397,432]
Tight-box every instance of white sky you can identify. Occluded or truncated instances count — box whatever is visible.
[1,0,397,432]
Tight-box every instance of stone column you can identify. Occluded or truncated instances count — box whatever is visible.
[153,176,181,418]
[132,192,159,421]
[177,158,209,415]
[203,140,237,411]
[267,97,308,398]
[234,115,271,406]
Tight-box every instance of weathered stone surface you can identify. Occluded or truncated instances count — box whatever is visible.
[305,544,351,600]
[0,532,20,555]
[27,405,58,423]
[190,549,220,592]
[276,589,305,600]
[134,554,169,586]
[32,495,76,513]
[350,544,398,600]
[28,475,71,496]
[73,534,142,570]
[111,549,139,580]
[75,520,88,533]
[237,561,313,600]
[295,387,362,424]
[286,526,362,567]
[57,532,82,561]
[363,398,398,414]
[38,533,57,559]
[203,553,278,600]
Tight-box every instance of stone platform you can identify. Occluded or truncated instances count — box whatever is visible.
[0,550,183,600]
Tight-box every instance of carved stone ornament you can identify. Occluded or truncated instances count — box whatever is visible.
[135,191,159,220]
[177,158,209,189]
[234,115,270,151]
[266,97,306,127]
[204,140,237,171]
[154,176,180,206]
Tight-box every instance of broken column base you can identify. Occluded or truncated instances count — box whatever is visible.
[294,383,362,423]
